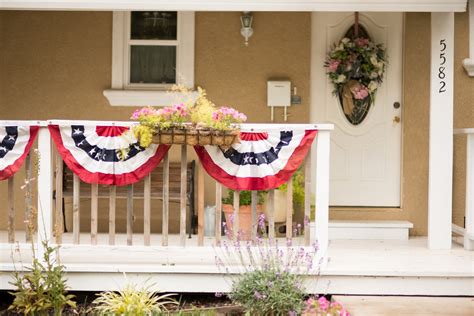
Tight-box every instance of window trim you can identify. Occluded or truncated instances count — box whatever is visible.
[105,11,195,106]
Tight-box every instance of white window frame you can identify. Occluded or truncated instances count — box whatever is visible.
[104,11,195,106]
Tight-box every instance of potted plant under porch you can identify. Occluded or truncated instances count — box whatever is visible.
[222,190,266,240]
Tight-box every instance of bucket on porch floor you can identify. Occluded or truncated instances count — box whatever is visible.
[204,206,216,237]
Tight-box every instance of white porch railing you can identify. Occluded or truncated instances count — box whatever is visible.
[453,128,474,250]
[1,121,333,266]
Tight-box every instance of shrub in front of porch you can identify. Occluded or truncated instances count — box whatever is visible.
[93,280,178,315]
[229,268,305,315]
[215,214,320,315]
[8,241,76,315]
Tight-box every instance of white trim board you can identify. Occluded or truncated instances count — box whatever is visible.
[103,89,199,106]
[325,220,413,240]
[463,0,474,76]
[0,0,467,12]
[1,272,471,296]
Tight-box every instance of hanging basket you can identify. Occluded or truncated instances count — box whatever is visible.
[152,127,240,148]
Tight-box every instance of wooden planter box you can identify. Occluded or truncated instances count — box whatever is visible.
[152,127,240,148]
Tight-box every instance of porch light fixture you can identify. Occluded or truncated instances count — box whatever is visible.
[240,12,253,46]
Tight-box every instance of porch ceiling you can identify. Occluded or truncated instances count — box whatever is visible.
[0,0,467,12]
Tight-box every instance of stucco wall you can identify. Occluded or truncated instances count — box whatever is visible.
[0,10,471,236]
[0,11,311,234]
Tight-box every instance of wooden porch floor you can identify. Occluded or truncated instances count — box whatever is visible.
[1,233,473,295]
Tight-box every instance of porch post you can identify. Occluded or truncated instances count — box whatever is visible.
[37,125,53,255]
[428,12,454,249]
[464,132,474,250]
[314,130,330,255]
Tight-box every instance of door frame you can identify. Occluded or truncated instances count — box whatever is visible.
[309,12,405,209]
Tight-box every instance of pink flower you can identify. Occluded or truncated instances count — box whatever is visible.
[254,291,263,300]
[318,296,330,311]
[131,107,158,119]
[328,59,340,72]
[131,110,140,120]
[352,85,369,100]
[212,111,220,121]
[355,37,370,47]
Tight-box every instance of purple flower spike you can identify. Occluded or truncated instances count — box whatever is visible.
[258,213,266,230]
[304,216,310,226]
[254,291,263,300]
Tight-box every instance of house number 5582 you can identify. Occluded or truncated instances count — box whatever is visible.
[438,39,447,93]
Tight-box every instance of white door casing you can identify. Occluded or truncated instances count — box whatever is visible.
[311,13,403,207]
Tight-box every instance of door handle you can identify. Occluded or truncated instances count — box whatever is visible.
[393,116,401,124]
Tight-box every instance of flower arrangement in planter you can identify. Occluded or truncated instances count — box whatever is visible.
[325,35,386,125]
[131,86,247,149]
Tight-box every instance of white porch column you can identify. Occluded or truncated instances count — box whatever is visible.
[464,131,474,250]
[37,126,53,256]
[428,12,455,249]
[313,130,330,255]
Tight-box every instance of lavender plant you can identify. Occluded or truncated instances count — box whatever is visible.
[215,214,321,315]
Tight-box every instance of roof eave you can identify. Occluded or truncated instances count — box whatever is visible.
[0,0,468,12]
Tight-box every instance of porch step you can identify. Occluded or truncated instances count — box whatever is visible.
[328,220,413,240]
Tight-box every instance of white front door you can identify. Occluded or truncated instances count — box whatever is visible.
[312,12,403,207]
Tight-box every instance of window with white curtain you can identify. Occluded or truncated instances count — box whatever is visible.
[104,11,195,106]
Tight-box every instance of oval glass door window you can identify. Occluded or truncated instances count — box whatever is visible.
[338,25,372,126]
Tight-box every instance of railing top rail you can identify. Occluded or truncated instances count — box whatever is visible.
[0,120,47,126]
[454,128,474,135]
[0,120,335,131]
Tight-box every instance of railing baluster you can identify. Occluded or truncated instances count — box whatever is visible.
[268,189,275,240]
[108,186,116,245]
[197,161,205,246]
[180,145,187,246]
[251,191,257,242]
[55,154,63,244]
[90,183,98,245]
[144,173,151,246]
[215,182,222,245]
[286,179,293,241]
[126,184,133,246]
[73,174,80,244]
[7,177,14,243]
[233,190,240,238]
[24,153,33,242]
[304,154,312,246]
[162,153,169,246]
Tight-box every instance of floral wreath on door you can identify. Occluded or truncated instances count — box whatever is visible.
[324,14,387,125]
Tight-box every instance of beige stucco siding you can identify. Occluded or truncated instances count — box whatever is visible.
[0,11,472,236]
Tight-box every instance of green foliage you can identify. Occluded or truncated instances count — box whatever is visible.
[9,240,76,315]
[230,269,305,315]
[278,167,305,212]
[221,190,266,206]
[93,281,178,315]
